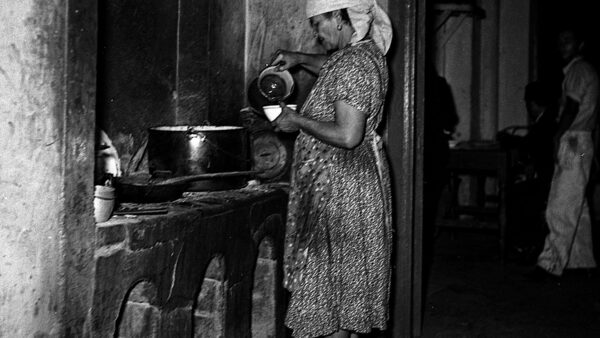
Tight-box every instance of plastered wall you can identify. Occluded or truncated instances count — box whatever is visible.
[0,2,65,335]
[435,0,530,141]
[0,1,96,336]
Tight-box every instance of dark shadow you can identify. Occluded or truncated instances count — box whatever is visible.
[498,81,558,264]
[422,61,459,288]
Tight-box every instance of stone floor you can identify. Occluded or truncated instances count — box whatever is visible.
[421,229,600,338]
[283,224,600,338]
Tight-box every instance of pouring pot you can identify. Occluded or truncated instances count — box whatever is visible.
[147,126,250,191]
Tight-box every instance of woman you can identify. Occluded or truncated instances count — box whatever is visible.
[270,1,393,337]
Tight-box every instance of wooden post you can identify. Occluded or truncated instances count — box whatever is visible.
[386,0,425,336]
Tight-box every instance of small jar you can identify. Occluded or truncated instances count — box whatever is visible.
[94,185,116,222]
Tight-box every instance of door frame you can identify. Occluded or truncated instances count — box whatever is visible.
[386,0,426,337]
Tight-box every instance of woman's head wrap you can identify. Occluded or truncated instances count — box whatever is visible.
[306,0,393,55]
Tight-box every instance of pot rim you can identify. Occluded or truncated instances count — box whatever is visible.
[150,126,245,132]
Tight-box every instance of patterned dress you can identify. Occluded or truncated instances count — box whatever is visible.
[284,39,392,338]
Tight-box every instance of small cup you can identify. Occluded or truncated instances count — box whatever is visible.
[262,104,297,122]
[94,185,116,223]
[262,105,282,121]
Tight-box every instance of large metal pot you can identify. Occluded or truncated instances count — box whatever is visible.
[147,126,250,191]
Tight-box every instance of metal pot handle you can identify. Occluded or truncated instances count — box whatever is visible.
[185,127,207,143]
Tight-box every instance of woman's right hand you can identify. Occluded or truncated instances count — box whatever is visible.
[269,50,302,71]
[272,103,300,133]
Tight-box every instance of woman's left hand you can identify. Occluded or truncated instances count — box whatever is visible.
[272,103,300,133]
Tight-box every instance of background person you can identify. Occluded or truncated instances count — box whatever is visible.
[269,0,393,337]
[535,27,598,278]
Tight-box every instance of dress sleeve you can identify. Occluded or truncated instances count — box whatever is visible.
[328,51,381,115]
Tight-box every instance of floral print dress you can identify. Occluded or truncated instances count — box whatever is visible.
[284,39,392,338]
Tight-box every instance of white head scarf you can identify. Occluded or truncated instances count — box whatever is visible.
[305,0,393,55]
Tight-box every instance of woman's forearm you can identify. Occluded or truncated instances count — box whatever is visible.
[298,53,328,75]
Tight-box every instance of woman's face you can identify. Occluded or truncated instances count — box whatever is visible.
[310,13,341,53]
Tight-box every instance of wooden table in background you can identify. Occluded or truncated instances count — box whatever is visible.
[437,141,518,261]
